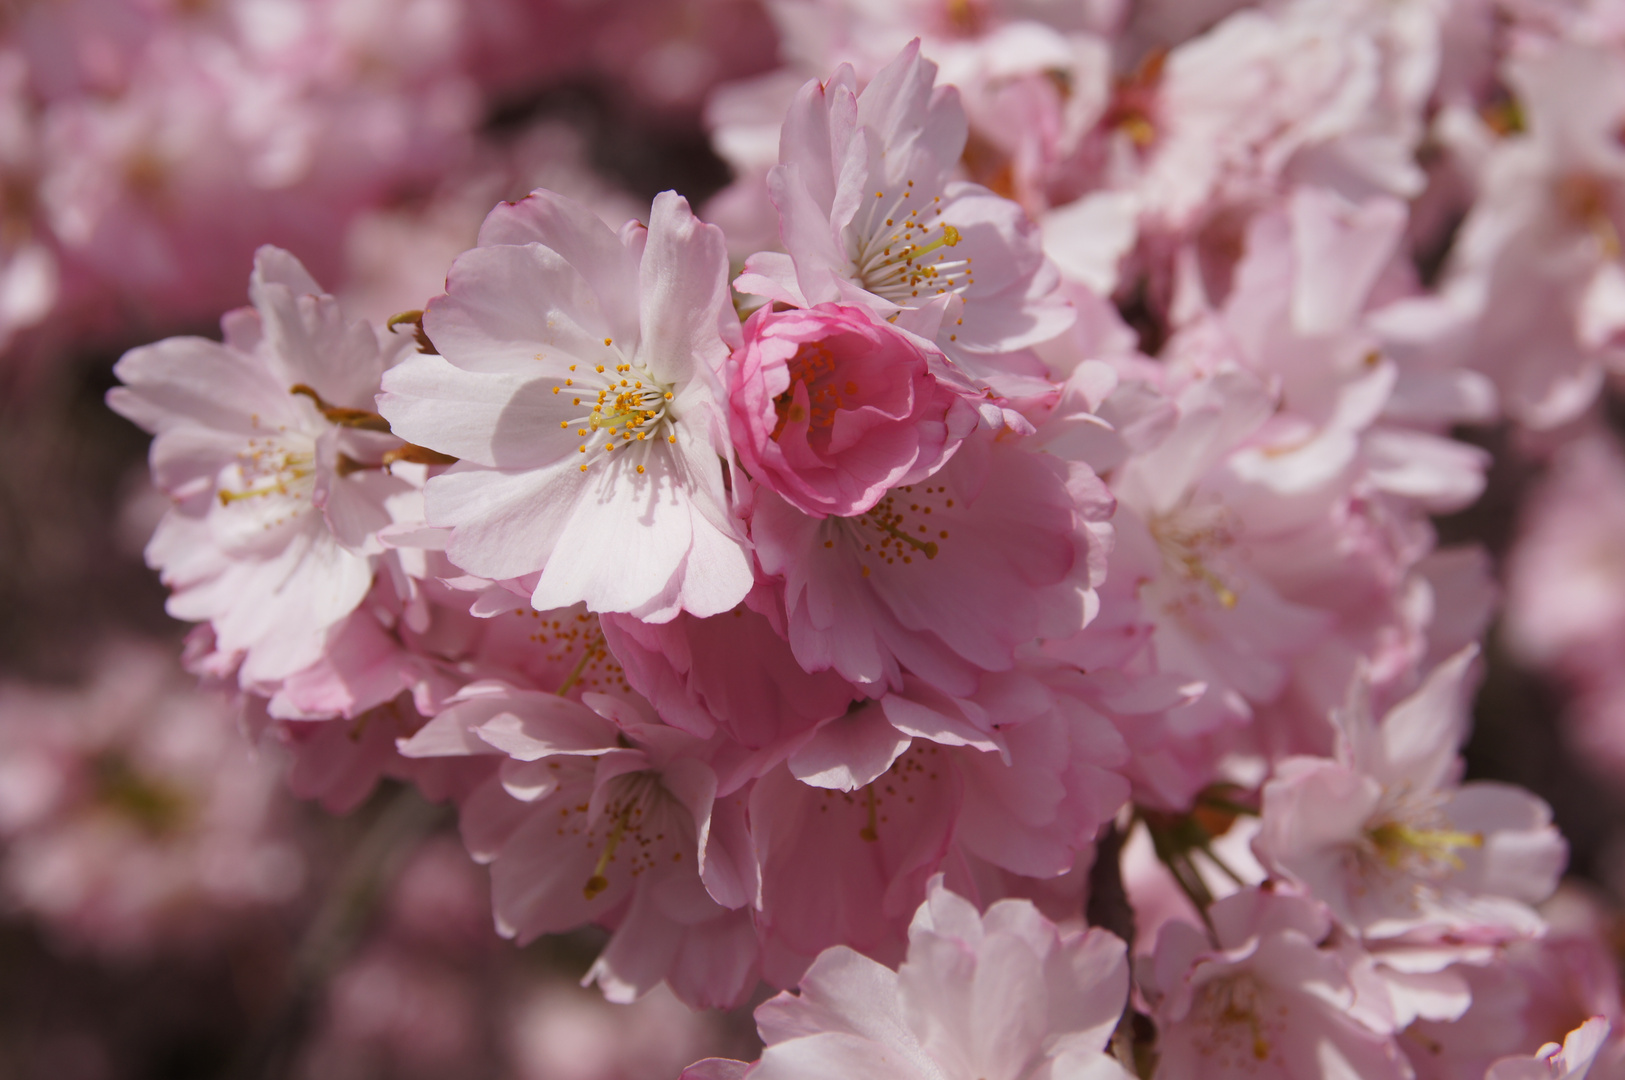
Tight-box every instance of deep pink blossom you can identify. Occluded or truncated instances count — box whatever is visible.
[727,302,976,517]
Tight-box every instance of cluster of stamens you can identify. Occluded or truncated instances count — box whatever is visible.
[550,339,676,474]
[1150,502,1240,610]
[572,771,681,901]
[1556,172,1623,259]
[1361,794,1483,882]
[1191,974,1282,1069]
[840,483,953,576]
[217,435,316,519]
[505,609,630,696]
[851,182,973,309]
[772,341,859,438]
[812,743,941,841]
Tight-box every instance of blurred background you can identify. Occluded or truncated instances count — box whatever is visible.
[0,0,1623,1076]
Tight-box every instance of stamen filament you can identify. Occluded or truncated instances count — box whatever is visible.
[583,805,630,900]
[556,632,606,697]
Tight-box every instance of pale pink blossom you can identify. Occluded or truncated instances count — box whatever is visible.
[727,302,977,517]
[1107,2,1433,238]
[1092,368,1334,731]
[1255,648,1567,943]
[1146,887,1412,1080]
[108,246,418,691]
[1403,887,1625,1080]
[379,188,753,623]
[1402,42,1625,429]
[734,40,1073,386]
[691,876,1131,1080]
[398,681,760,1008]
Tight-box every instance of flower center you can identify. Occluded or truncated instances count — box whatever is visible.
[1364,802,1483,878]
[1556,173,1622,259]
[839,482,953,576]
[580,771,683,900]
[1149,502,1239,609]
[217,435,317,508]
[772,341,859,437]
[850,184,972,305]
[1192,974,1279,1068]
[501,608,630,697]
[553,344,677,475]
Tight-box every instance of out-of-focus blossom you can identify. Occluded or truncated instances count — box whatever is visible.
[0,643,302,956]
[1505,431,1625,672]
[1145,887,1413,1080]
[1483,1018,1613,1080]
[1256,647,1566,942]
[1405,42,1625,430]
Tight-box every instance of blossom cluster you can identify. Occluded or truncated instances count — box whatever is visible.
[95,1,1625,1078]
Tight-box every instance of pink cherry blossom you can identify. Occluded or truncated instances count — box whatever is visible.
[1255,648,1567,943]
[598,588,860,754]
[1146,887,1413,1080]
[750,430,1110,696]
[727,301,977,517]
[108,245,417,691]
[398,681,761,1008]
[378,187,753,623]
[691,876,1132,1080]
[1402,887,1625,1080]
[747,660,1129,984]
[734,39,1073,386]
[1408,42,1625,429]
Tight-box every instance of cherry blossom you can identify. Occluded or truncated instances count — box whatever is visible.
[726,302,977,517]
[1255,648,1566,943]
[688,876,1132,1080]
[750,430,1110,696]
[734,39,1073,388]
[379,188,754,622]
[1145,888,1413,1080]
[108,245,417,691]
